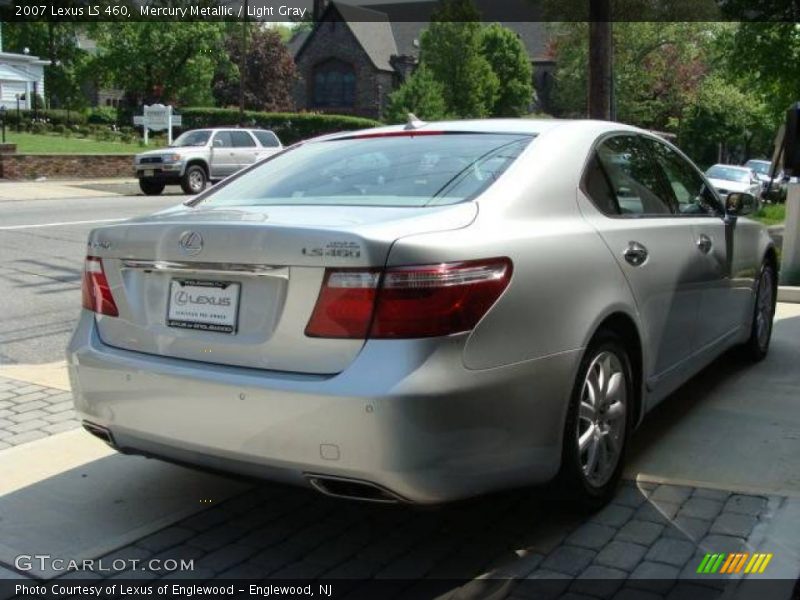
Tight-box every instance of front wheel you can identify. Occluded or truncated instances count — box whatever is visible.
[181,165,207,195]
[139,179,165,196]
[741,260,777,362]
[557,332,633,512]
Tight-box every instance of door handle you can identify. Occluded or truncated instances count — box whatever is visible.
[623,241,648,266]
[696,234,712,254]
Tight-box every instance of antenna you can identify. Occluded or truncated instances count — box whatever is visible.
[405,113,425,131]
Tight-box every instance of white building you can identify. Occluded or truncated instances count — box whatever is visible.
[0,51,48,110]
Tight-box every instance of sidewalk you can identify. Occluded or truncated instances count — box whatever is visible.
[0,178,137,202]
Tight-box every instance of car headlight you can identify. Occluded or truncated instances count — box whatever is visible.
[163,153,182,162]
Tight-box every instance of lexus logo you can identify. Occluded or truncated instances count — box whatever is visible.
[178,231,203,255]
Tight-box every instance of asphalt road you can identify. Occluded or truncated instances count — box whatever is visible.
[0,193,185,365]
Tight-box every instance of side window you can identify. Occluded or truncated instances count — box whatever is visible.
[212,131,233,148]
[595,136,673,216]
[642,138,723,216]
[253,131,280,148]
[230,131,256,148]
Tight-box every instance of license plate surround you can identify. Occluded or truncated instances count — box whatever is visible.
[166,279,241,334]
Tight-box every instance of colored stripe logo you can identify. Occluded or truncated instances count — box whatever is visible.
[696,553,773,574]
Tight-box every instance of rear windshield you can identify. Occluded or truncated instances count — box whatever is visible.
[745,161,770,175]
[197,133,534,207]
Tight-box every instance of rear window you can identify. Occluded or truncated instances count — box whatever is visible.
[197,133,534,208]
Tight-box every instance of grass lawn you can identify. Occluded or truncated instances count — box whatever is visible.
[3,132,164,154]
[752,203,786,226]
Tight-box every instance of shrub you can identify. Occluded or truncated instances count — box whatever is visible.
[87,107,118,125]
[30,121,49,134]
[180,108,381,145]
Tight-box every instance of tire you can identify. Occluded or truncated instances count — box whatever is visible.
[740,260,777,362]
[181,164,207,195]
[557,331,634,512]
[139,179,165,196]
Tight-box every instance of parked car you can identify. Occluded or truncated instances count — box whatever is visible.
[744,158,787,203]
[70,120,777,509]
[705,164,763,208]
[134,128,283,196]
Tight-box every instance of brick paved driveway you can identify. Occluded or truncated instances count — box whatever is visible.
[0,375,788,599]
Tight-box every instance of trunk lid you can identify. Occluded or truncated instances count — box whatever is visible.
[88,203,476,374]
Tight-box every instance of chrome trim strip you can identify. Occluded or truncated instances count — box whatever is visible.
[121,259,289,278]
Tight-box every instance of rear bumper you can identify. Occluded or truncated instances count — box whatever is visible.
[67,311,580,504]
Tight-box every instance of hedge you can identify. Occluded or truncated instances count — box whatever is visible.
[2,109,88,127]
[179,108,382,145]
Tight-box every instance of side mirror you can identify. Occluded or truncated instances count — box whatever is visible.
[726,192,756,216]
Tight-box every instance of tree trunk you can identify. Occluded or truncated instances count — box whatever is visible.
[588,0,612,120]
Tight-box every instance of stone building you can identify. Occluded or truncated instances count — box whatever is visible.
[291,0,555,120]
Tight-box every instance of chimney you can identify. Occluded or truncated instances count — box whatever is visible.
[313,0,328,22]
[390,55,418,83]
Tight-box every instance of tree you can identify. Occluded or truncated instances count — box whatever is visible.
[2,22,90,110]
[419,0,498,118]
[480,23,533,117]
[385,65,448,123]
[212,26,297,112]
[88,21,229,110]
[721,23,800,117]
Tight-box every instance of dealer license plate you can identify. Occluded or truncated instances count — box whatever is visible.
[167,279,240,334]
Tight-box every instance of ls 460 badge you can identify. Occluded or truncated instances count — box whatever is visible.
[302,242,362,259]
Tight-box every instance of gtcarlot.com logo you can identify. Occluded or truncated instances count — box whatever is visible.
[696,552,773,575]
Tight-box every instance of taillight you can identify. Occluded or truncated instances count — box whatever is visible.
[81,256,119,317]
[305,258,512,339]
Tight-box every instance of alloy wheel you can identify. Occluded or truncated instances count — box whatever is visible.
[577,350,627,488]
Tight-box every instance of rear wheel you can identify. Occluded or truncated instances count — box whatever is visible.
[139,179,165,196]
[558,332,633,511]
[181,165,207,195]
[741,260,776,361]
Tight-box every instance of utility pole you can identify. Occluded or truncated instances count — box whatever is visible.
[588,0,612,120]
[239,0,248,127]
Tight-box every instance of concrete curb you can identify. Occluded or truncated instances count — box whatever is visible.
[777,286,800,303]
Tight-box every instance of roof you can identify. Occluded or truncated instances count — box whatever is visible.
[311,118,641,143]
[0,64,38,82]
[335,2,398,71]
[296,0,551,70]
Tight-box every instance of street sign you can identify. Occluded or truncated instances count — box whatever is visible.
[133,104,182,145]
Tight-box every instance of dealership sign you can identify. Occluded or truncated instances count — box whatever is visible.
[133,104,182,145]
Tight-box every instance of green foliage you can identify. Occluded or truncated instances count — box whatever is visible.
[180,108,381,145]
[722,23,800,118]
[420,0,499,118]
[385,65,448,123]
[87,21,230,108]
[752,203,785,226]
[480,23,534,117]
[87,107,118,125]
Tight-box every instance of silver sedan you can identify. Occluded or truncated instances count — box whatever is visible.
[68,119,777,508]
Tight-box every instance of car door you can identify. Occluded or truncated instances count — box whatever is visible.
[641,137,748,352]
[581,134,700,394]
[229,130,259,171]
[210,131,235,178]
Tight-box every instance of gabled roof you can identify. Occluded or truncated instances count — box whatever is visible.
[295,1,398,72]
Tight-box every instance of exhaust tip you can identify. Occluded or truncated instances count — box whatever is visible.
[82,421,116,447]
[306,474,403,504]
